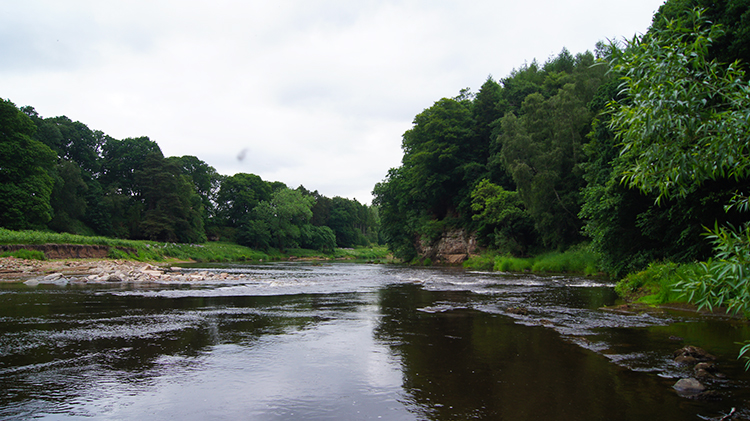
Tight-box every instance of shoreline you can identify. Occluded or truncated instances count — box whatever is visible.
[0,257,244,284]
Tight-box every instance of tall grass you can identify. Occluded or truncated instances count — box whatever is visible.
[614,262,694,304]
[0,228,142,248]
[0,228,391,263]
[464,246,601,276]
[463,253,496,271]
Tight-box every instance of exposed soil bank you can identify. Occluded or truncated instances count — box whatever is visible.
[0,244,137,259]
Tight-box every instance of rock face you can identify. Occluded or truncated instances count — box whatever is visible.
[416,229,479,264]
[0,244,136,259]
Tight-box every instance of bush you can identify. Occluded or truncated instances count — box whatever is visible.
[494,256,533,272]
[0,249,46,260]
[531,248,600,275]
[463,254,496,271]
[614,261,693,303]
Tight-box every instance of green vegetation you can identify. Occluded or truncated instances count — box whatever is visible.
[464,247,600,276]
[375,0,750,326]
[1,96,381,254]
[614,263,691,304]
[4,0,750,347]
[0,249,46,260]
[0,227,389,263]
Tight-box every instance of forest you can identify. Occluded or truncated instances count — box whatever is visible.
[0,101,381,252]
[2,0,749,292]
[373,0,750,286]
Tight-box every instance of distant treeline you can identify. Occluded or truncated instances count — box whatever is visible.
[373,0,750,278]
[0,103,380,252]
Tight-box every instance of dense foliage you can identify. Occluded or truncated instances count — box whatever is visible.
[0,101,380,251]
[374,49,609,260]
[374,0,750,280]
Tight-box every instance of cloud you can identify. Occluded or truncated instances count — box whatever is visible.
[0,0,664,203]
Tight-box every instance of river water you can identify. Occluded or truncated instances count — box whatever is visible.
[1,262,749,420]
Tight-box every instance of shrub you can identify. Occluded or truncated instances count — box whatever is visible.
[0,249,46,260]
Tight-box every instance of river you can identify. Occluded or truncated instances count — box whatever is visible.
[0,262,748,420]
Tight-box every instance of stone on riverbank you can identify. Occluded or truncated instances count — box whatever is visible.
[0,257,244,283]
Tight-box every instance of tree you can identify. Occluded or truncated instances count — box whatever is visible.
[135,154,206,243]
[608,10,750,334]
[0,99,56,230]
[300,224,337,252]
[216,173,272,227]
[166,155,222,227]
[48,159,88,233]
[100,136,163,196]
[653,0,750,66]
[243,188,314,251]
[498,83,590,248]
[400,95,476,219]
[470,179,537,255]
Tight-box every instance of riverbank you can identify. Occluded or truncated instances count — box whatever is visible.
[0,228,392,263]
[0,256,241,284]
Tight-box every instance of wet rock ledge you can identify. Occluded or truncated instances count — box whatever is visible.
[0,257,242,284]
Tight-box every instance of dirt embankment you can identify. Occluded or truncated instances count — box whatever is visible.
[0,244,136,259]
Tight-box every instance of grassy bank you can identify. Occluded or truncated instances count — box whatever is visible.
[0,228,391,263]
[463,246,601,276]
[612,262,695,305]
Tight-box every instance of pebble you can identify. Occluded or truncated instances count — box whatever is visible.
[1,257,244,284]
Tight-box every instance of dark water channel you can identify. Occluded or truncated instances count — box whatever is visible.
[1,263,749,420]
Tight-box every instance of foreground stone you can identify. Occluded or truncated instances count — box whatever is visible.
[673,378,705,394]
[0,257,243,284]
[674,345,716,365]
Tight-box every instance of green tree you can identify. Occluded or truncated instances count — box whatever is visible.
[216,173,272,227]
[0,99,56,229]
[608,10,750,328]
[498,83,590,248]
[300,224,337,252]
[48,159,88,233]
[653,0,750,66]
[470,179,537,255]
[243,188,314,251]
[100,136,163,196]
[135,153,206,243]
[166,155,222,228]
[401,95,477,219]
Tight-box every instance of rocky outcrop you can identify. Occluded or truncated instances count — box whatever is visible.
[0,257,243,283]
[0,244,136,259]
[416,229,478,264]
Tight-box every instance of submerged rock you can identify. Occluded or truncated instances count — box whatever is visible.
[673,378,705,395]
[674,345,716,365]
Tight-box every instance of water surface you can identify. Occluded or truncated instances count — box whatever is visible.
[1,263,748,420]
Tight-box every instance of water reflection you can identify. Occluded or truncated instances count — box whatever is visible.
[0,263,747,420]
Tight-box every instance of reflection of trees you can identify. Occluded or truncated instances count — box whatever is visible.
[373,283,699,421]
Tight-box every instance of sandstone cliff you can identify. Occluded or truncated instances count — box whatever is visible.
[416,229,478,264]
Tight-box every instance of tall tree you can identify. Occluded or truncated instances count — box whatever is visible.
[244,188,314,251]
[48,159,88,233]
[0,99,56,230]
[100,136,163,196]
[607,9,750,319]
[166,155,222,224]
[136,153,206,243]
[216,173,272,228]
[498,83,590,248]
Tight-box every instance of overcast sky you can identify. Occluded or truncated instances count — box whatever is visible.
[1,0,666,203]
